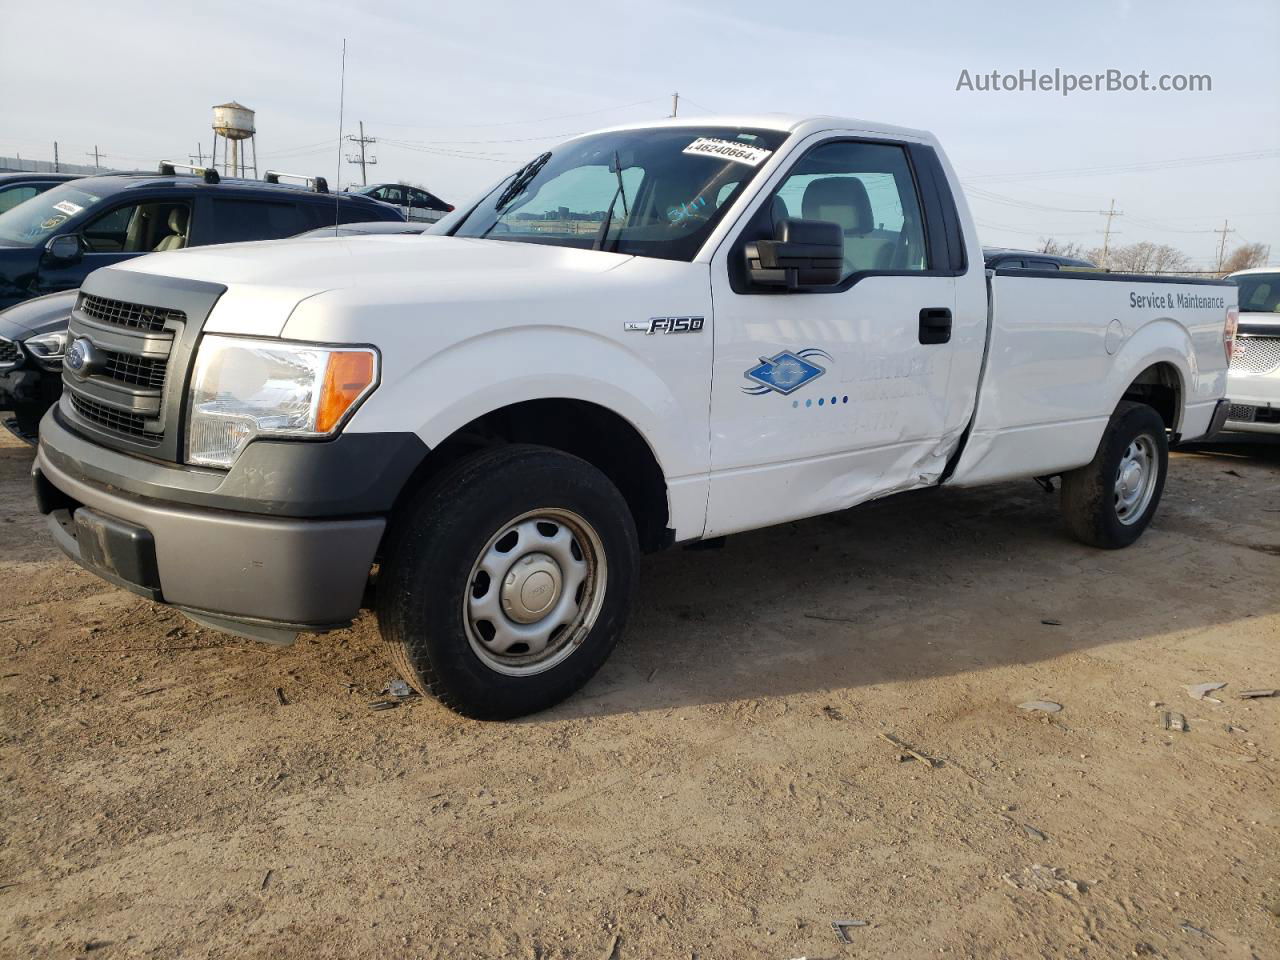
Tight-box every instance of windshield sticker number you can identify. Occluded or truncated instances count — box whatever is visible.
[682,137,773,167]
[52,200,84,216]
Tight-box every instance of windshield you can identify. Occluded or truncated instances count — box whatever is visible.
[443,126,789,261]
[0,182,107,245]
[1234,273,1280,314]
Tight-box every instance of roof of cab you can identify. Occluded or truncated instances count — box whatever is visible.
[591,113,937,145]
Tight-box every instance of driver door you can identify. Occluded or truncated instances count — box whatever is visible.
[706,135,967,537]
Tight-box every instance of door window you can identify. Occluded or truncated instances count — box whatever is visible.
[82,201,192,252]
[768,141,929,278]
[211,200,308,243]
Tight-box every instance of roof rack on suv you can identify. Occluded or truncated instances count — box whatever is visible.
[158,161,221,184]
[264,170,330,194]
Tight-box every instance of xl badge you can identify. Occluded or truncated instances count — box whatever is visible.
[624,316,705,335]
[742,348,831,395]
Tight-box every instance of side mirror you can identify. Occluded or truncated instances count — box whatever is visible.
[44,234,83,264]
[746,217,843,289]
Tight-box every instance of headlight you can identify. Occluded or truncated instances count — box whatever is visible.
[25,330,69,369]
[186,335,378,468]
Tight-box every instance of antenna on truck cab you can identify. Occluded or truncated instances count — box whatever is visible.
[334,38,347,236]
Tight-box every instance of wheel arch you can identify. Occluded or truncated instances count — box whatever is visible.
[1108,320,1194,434]
[389,397,674,554]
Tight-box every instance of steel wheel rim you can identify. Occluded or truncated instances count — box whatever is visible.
[1114,434,1158,525]
[463,508,607,677]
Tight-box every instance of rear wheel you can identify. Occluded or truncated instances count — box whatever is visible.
[1060,401,1168,549]
[376,444,638,719]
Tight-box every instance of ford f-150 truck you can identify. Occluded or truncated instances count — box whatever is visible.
[32,115,1237,718]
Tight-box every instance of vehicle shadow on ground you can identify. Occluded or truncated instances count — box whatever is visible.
[2,430,1276,724]
[549,439,1280,720]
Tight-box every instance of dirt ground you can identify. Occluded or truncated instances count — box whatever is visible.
[0,428,1277,960]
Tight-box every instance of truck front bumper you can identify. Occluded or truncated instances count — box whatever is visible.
[33,410,428,640]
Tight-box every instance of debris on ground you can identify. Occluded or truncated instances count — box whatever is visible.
[821,705,844,721]
[600,932,620,960]
[1021,824,1048,842]
[878,732,938,767]
[1178,921,1221,944]
[274,687,288,707]
[1000,864,1086,895]
[831,919,868,943]
[1164,711,1189,732]
[1040,618,1062,626]
[1018,700,1063,713]
[1239,689,1277,699]
[381,677,416,699]
[260,869,273,891]
[368,700,399,712]
[1185,682,1227,702]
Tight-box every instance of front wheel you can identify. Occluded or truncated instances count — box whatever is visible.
[376,444,638,719]
[1060,401,1169,549]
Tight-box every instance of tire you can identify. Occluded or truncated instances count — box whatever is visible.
[376,444,639,719]
[1060,401,1169,549]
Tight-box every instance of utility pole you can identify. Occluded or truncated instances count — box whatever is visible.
[670,91,679,117]
[53,141,59,173]
[189,142,205,167]
[85,145,100,171]
[344,120,376,186]
[1098,198,1123,269]
[1214,219,1235,273]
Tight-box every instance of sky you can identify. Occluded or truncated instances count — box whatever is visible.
[2,0,1277,268]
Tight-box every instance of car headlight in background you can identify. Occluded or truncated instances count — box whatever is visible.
[186,335,378,468]
[24,330,70,370]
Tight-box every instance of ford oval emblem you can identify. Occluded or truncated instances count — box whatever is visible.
[65,338,89,371]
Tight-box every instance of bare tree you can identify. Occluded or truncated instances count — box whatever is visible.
[1038,238,1087,259]
[1086,241,1191,274]
[1219,242,1270,276]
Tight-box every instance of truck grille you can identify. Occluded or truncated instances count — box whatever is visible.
[102,350,167,388]
[1232,336,1280,375]
[80,293,186,333]
[69,394,158,443]
[62,276,224,461]
[0,337,19,366]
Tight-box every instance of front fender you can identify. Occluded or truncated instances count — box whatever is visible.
[345,324,706,483]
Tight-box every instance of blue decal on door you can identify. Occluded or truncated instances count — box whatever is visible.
[741,348,833,395]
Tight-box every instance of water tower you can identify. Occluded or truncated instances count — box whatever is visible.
[211,101,257,178]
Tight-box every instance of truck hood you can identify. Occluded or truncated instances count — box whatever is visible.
[111,234,634,337]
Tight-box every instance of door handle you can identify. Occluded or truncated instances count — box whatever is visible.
[919,307,952,345]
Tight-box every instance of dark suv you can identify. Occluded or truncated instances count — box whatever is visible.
[0,167,403,310]
[983,247,1096,271]
[0,166,403,438]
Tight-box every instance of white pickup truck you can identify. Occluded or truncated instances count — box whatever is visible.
[33,115,1237,718]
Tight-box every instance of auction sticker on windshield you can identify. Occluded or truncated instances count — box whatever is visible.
[52,201,84,216]
[682,137,773,167]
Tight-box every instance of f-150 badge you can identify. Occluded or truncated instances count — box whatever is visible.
[624,316,705,335]
[742,348,832,395]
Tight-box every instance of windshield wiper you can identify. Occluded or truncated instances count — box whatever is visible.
[493,152,551,213]
[595,151,629,252]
